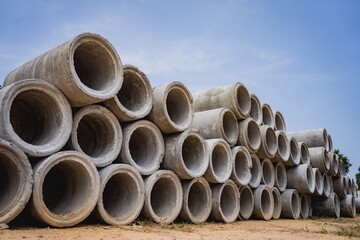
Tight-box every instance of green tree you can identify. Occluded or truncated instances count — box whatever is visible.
[356,166,360,190]
[334,149,351,175]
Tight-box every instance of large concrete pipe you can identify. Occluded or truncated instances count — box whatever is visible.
[149,81,193,134]
[104,65,152,122]
[192,82,251,120]
[273,111,286,132]
[274,162,287,192]
[261,103,275,128]
[162,130,208,179]
[307,195,313,217]
[238,118,261,153]
[249,93,262,125]
[286,128,330,151]
[312,168,324,196]
[312,193,340,218]
[299,194,309,219]
[286,164,315,194]
[322,172,331,198]
[298,142,310,165]
[180,177,212,224]
[327,134,333,152]
[308,147,330,172]
[204,139,232,183]
[272,131,290,163]
[192,108,239,146]
[239,185,254,220]
[0,79,72,157]
[4,33,123,107]
[0,139,33,224]
[249,154,262,189]
[327,151,338,176]
[272,187,282,220]
[261,159,275,188]
[339,160,346,176]
[230,146,252,186]
[345,177,352,195]
[340,195,356,218]
[335,154,341,177]
[210,180,240,223]
[143,170,183,224]
[351,179,356,196]
[253,185,274,220]
[355,198,360,214]
[284,137,300,166]
[30,151,100,227]
[257,125,277,159]
[95,164,144,226]
[280,189,300,219]
[119,120,164,175]
[333,176,346,199]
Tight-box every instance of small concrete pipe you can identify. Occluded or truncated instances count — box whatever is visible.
[0,139,33,224]
[4,33,123,107]
[332,176,346,199]
[119,120,164,175]
[239,185,254,220]
[249,154,262,188]
[192,82,251,120]
[299,194,310,219]
[253,185,274,220]
[284,137,300,166]
[30,151,100,227]
[271,131,290,163]
[68,105,122,168]
[238,117,261,153]
[274,162,287,192]
[249,93,262,125]
[261,103,275,128]
[273,110,286,131]
[95,164,145,226]
[148,81,193,134]
[308,147,330,172]
[257,125,277,159]
[180,177,212,224]
[327,134,333,152]
[104,65,152,122]
[322,172,331,198]
[280,189,300,219]
[0,79,72,157]
[261,159,275,188]
[286,164,315,194]
[204,139,232,183]
[355,198,360,214]
[312,168,324,196]
[192,108,239,146]
[162,130,208,179]
[340,195,356,218]
[143,170,183,224]
[272,187,282,220]
[210,180,240,223]
[286,128,330,151]
[327,151,338,176]
[230,146,252,186]
[312,193,340,218]
[298,142,310,165]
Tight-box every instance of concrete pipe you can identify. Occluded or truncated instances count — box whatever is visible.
[95,164,144,226]
[280,189,300,219]
[143,170,183,224]
[69,105,122,168]
[0,139,33,224]
[149,81,193,134]
[192,82,251,120]
[298,142,310,165]
[272,187,282,220]
[345,177,352,195]
[312,168,324,196]
[180,177,212,224]
[322,172,331,198]
[261,103,275,128]
[30,151,100,227]
[308,147,330,172]
[339,160,346,176]
[327,134,333,152]
[274,162,287,192]
[4,33,123,107]
[284,137,300,166]
[0,79,72,157]
[274,111,286,132]
[351,179,356,196]
[286,128,329,151]
[312,193,340,218]
[307,195,313,217]
[253,185,274,220]
[162,130,208,179]
[333,176,346,199]
[335,154,341,177]
[210,180,240,223]
[299,194,310,219]
[327,151,338,176]
[104,65,152,122]
[192,108,239,146]
[204,139,232,183]
[257,125,277,159]
[355,198,360,214]
[286,164,315,194]
[340,195,356,218]
[238,118,261,153]
[119,120,164,175]
[249,154,262,189]
[249,93,262,125]
[272,131,290,163]
[230,146,252,186]
[239,185,254,220]
[261,159,275,188]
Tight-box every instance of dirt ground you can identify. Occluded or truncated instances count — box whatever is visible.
[1,216,360,240]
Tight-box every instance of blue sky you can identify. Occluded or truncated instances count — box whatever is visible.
[1,0,359,179]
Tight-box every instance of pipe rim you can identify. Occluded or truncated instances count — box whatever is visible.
[254,185,274,220]
[276,131,290,162]
[249,154,262,188]
[290,190,301,219]
[249,93,262,125]
[300,194,309,218]
[261,159,275,188]
[272,187,281,219]
[275,162,287,192]
[217,180,240,223]
[232,82,251,119]
[322,173,331,197]
[305,164,316,193]
[274,111,286,131]
[264,126,277,158]
[289,138,300,165]
[299,142,310,165]
[220,108,239,146]
[246,118,261,152]
[239,185,254,220]
[231,146,252,186]
[333,193,340,218]
[206,139,232,183]
[261,103,275,128]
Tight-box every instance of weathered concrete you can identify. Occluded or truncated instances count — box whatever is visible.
[261,159,275,188]
[253,185,274,220]
[286,164,315,194]
[104,65,152,122]
[273,111,286,132]
[327,134,333,152]
[284,137,300,166]
[180,177,212,224]
[0,139,33,224]
[298,142,310,165]
[30,151,100,227]
[0,79,72,157]
[4,33,123,107]
[249,93,262,125]
[272,131,290,163]
[299,194,309,219]
[308,147,330,172]
[272,187,282,220]
[230,146,252,186]
[95,164,144,226]
[261,103,275,128]
[249,154,262,189]
[286,128,330,151]
[238,118,261,153]
[274,162,287,192]
[340,195,356,218]
[239,185,254,220]
[312,168,324,196]
[333,176,346,199]
[280,189,300,219]
[327,151,338,176]
[257,125,277,159]
[322,172,331,198]
[312,193,340,218]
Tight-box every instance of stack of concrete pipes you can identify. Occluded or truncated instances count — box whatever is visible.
[0,33,357,228]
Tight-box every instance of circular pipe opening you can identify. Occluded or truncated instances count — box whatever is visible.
[188,181,209,218]
[333,194,340,217]
[250,94,261,123]
[291,192,300,218]
[250,155,261,188]
[274,112,286,131]
[240,187,253,219]
[262,160,274,187]
[234,150,251,183]
[0,154,19,213]
[333,157,339,174]
[306,167,314,192]
[265,128,277,156]
[262,105,274,126]
[248,120,261,150]
[272,189,281,218]
[222,111,238,144]
[314,170,322,193]
[300,144,310,164]
[276,164,286,191]
[182,135,206,173]
[220,185,237,219]
[290,139,299,164]
[260,189,272,217]
[323,149,330,170]
[236,85,250,116]
[323,174,330,196]
[212,144,230,180]
[166,88,192,127]
[277,133,289,160]
[150,178,178,218]
[300,195,308,218]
